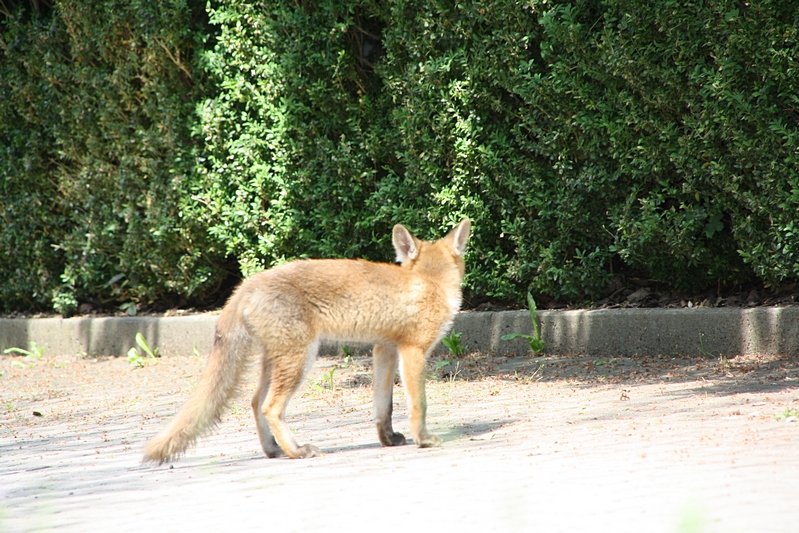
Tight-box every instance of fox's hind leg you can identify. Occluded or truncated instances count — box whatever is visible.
[373,344,406,446]
[251,351,284,458]
[261,340,321,459]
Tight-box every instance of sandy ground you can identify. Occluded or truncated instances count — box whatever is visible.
[1,349,797,533]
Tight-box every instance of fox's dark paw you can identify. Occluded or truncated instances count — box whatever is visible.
[264,448,285,458]
[262,437,285,458]
[380,431,407,447]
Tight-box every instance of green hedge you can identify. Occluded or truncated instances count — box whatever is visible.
[0,0,223,313]
[2,0,798,313]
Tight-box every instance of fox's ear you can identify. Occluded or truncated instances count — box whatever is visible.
[393,224,419,263]
[447,218,471,256]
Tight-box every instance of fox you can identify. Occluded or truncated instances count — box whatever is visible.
[143,219,471,463]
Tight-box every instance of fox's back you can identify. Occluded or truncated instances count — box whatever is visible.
[237,248,462,348]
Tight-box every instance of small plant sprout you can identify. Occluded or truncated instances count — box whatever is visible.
[126,348,145,368]
[341,345,353,366]
[127,332,159,368]
[774,407,799,421]
[4,342,45,368]
[4,341,45,359]
[501,292,545,354]
[698,332,710,357]
[323,366,336,391]
[434,359,461,383]
[530,361,545,381]
[442,331,467,357]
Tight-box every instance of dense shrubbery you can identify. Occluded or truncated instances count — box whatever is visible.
[0,0,223,313]
[2,0,798,313]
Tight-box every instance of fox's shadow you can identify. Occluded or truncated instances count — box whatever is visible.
[441,419,516,441]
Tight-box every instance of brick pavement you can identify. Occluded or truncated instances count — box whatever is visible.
[1,352,797,532]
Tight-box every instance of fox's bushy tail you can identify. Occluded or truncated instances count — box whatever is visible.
[143,301,252,464]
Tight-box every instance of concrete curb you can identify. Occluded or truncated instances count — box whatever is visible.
[2,307,798,359]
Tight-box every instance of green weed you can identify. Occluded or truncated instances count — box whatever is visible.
[442,331,467,358]
[340,345,354,367]
[434,359,462,383]
[127,332,159,368]
[510,359,547,384]
[323,367,336,391]
[774,407,799,420]
[501,293,545,354]
[4,342,45,368]
[698,332,710,357]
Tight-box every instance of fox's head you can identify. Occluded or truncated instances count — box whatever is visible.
[392,219,471,280]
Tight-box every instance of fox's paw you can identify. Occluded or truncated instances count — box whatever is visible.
[295,444,322,458]
[261,436,286,458]
[416,434,443,448]
[379,431,407,447]
[265,448,286,459]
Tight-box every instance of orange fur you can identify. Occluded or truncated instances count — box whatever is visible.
[143,219,470,463]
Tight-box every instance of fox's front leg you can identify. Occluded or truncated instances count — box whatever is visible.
[398,344,442,448]
[373,344,406,446]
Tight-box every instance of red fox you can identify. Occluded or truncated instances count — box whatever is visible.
[143,219,471,463]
